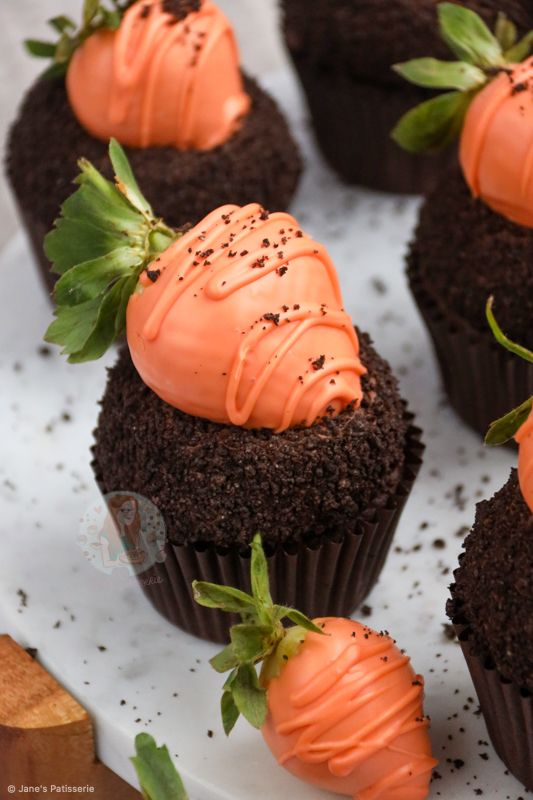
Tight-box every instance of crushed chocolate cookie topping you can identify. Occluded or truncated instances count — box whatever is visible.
[311,354,326,371]
[162,0,201,22]
[511,80,529,95]
[448,471,533,691]
[93,333,408,549]
[263,312,280,326]
[409,164,533,348]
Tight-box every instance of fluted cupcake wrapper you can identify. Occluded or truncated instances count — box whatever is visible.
[409,256,533,440]
[94,409,423,643]
[287,53,449,194]
[452,621,533,790]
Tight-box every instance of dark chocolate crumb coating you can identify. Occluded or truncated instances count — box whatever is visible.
[93,332,408,549]
[162,0,201,20]
[282,0,533,85]
[448,471,533,691]
[5,75,301,284]
[408,164,533,349]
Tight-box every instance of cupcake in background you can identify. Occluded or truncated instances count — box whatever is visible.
[6,0,301,292]
[394,2,533,437]
[448,301,533,789]
[281,0,533,193]
[44,140,423,642]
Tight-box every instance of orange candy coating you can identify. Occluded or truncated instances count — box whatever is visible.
[66,0,250,150]
[126,204,366,431]
[262,618,437,800]
[460,60,533,228]
[516,407,533,513]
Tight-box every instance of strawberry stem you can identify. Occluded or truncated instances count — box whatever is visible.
[192,534,325,734]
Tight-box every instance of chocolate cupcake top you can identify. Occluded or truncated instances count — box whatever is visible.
[449,470,533,690]
[26,0,250,151]
[92,332,408,547]
[282,0,533,84]
[409,163,533,348]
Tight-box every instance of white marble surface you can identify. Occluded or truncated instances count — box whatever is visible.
[0,61,526,800]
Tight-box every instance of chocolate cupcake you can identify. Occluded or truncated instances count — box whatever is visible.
[393,3,533,436]
[6,0,301,294]
[44,141,423,642]
[448,312,533,787]
[448,472,533,789]
[281,0,533,193]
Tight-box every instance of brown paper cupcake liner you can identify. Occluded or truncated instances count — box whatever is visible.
[409,254,533,439]
[450,616,533,790]
[288,55,451,194]
[94,408,423,643]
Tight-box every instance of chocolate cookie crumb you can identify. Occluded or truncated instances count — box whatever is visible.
[162,0,201,21]
[93,332,409,548]
[448,471,533,691]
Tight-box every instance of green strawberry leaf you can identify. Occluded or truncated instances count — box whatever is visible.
[53,247,142,306]
[44,140,178,362]
[210,644,240,674]
[250,533,273,611]
[50,277,124,363]
[494,12,518,52]
[45,296,103,357]
[278,607,325,635]
[230,624,274,663]
[25,1,137,78]
[221,691,240,736]
[101,8,122,29]
[49,15,77,34]
[486,396,533,445]
[192,581,258,614]
[485,296,533,445]
[109,137,153,218]
[393,58,486,91]
[505,30,533,62]
[83,0,101,25]
[392,90,471,153]
[486,296,533,364]
[231,664,268,730]
[24,40,57,58]
[115,272,139,336]
[438,2,503,67]
[132,734,188,800]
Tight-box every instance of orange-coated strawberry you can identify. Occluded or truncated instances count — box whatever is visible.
[127,203,366,432]
[67,0,249,150]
